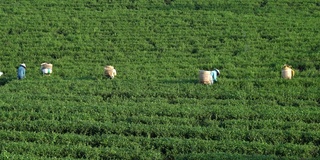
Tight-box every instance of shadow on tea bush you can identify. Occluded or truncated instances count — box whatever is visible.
[160,79,198,84]
[0,76,15,86]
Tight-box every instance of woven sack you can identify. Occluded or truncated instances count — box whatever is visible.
[44,63,53,70]
[281,65,294,79]
[199,70,212,85]
[104,65,116,78]
[41,63,53,70]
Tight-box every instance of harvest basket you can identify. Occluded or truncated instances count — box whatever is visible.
[281,64,294,79]
[104,65,116,78]
[199,70,212,85]
[41,63,53,70]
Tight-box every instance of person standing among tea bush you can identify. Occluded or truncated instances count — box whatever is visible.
[211,69,220,84]
[17,63,26,80]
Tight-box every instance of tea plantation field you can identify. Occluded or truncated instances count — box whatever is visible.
[0,0,319,159]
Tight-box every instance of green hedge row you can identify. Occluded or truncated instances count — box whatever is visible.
[1,130,319,159]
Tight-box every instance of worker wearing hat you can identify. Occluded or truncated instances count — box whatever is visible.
[210,69,220,84]
[17,63,26,80]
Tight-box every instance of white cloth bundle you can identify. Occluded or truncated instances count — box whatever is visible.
[104,65,117,79]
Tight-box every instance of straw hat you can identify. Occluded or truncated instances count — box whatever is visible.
[21,63,26,68]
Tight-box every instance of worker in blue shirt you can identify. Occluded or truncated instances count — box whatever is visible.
[210,69,220,84]
[17,63,26,80]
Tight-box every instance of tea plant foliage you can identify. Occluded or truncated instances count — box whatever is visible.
[0,0,319,159]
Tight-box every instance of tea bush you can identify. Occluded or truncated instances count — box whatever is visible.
[0,0,319,159]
